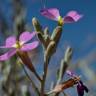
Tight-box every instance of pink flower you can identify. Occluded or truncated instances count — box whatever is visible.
[66,70,89,96]
[0,31,39,61]
[40,8,83,25]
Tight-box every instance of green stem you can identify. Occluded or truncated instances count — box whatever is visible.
[40,52,50,96]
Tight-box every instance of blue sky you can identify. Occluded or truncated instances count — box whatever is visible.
[24,0,96,70]
[23,0,96,58]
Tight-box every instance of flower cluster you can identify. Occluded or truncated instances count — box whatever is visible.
[0,6,89,96]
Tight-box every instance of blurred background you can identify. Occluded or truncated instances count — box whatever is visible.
[0,0,96,96]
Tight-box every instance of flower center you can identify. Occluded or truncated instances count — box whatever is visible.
[13,41,24,49]
[58,16,64,25]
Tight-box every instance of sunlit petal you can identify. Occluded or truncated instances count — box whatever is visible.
[19,31,36,43]
[0,49,16,61]
[0,36,16,48]
[40,8,60,21]
[64,11,83,23]
[20,41,39,51]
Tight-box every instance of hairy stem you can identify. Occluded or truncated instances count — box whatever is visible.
[40,52,50,96]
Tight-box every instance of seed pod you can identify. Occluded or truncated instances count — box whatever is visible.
[57,47,73,84]
[44,27,50,48]
[51,26,62,46]
[32,17,43,33]
[17,51,36,72]
[17,51,41,81]
[45,41,56,58]
[64,46,73,63]
[47,77,80,95]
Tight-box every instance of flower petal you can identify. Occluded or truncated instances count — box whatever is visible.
[0,49,16,61]
[40,8,60,21]
[63,11,83,23]
[79,81,89,93]
[77,84,84,96]
[0,36,16,48]
[20,41,39,51]
[66,70,77,77]
[19,31,36,43]
[83,85,89,93]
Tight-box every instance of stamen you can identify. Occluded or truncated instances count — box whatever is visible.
[58,16,64,26]
[16,41,21,48]
[12,40,24,48]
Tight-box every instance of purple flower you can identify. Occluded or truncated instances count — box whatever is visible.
[77,80,89,96]
[66,70,89,96]
[40,8,83,25]
[0,31,39,61]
